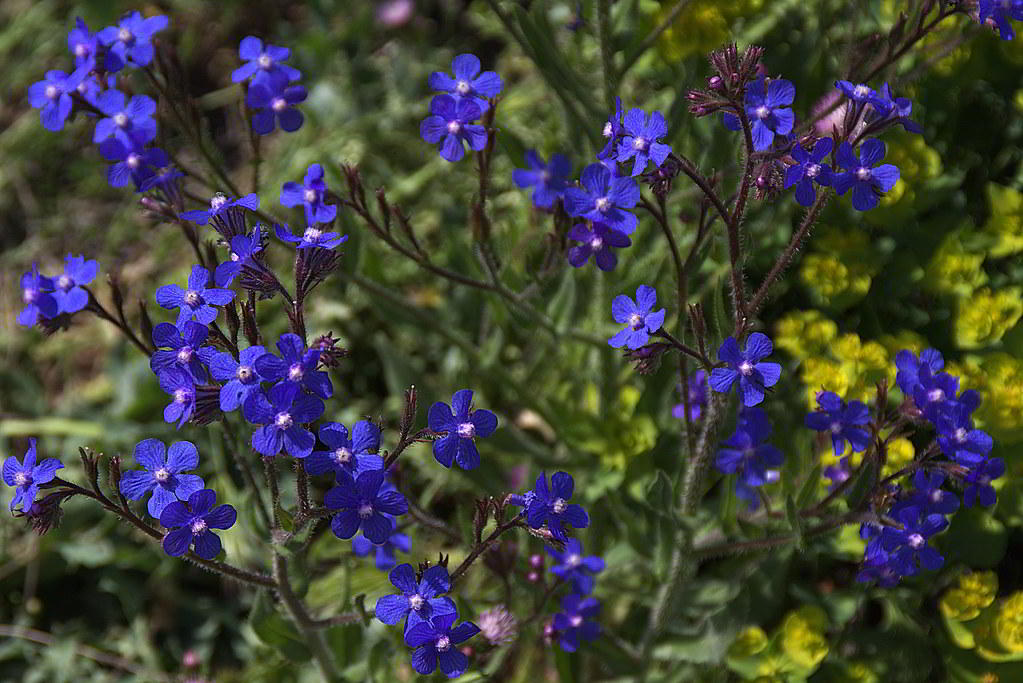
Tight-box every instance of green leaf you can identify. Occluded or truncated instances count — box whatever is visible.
[845,458,878,510]
[547,269,577,332]
[796,464,822,510]
[785,495,805,553]
[248,591,313,662]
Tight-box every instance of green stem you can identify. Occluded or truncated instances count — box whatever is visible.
[272,554,342,681]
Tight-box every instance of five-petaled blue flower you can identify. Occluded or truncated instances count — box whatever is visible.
[427,389,498,470]
[901,470,960,516]
[92,91,158,147]
[352,516,409,570]
[97,11,169,72]
[99,140,169,190]
[785,138,833,206]
[18,264,58,326]
[709,333,782,407]
[878,505,947,577]
[404,612,480,678]
[51,253,98,315]
[723,77,795,151]
[420,95,487,163]
[179,193,260,233]
[28,67,87,132]
[274,222,348,250]
[616,108,672,176]
[159,488,237,560]
[255,333,333,399]
[159,368,196,428]
[3,439,63,511]
[376,563,457,634]
[156,264,235,328]
[210,345,266,412]
[247,71,308,135]
[67,17,98,68]
[935,404,993,466]
[894,348,944,396]
[306,421,384,479]
[963,457,1005,507]
[804,391,870,456]
[281,163,337,225]
[428,53,502,112]
[608,284,666,349]
[547,539,604,594]
[512,151,572,209]
[511,471,589,541]
[325,470,409,543]
[232,36,301,86]
[715,407,784,509]
[564,163,640,235]
[832,139,900,211]
[869,83,922,133]
[214,231,264,286]
[245,383,324,458]
[835,80,878,106]
[567,222,631,271]
[552,594,601,653]
[151,321,214,382]
[119,439,205,518]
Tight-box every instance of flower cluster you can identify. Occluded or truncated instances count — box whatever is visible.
[233,36,307,135]
[17,255,99,327]
[420,54,501,162]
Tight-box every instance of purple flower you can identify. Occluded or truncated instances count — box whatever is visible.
[608,285,665,349]
[804,391,870,456]
[3,439,63,511]
[150,321,214,382]
[245,383,324,458]
[247,71,307,135]
[616,108,672,176]
[598,97,624,160]
[97,11,169,72]
[832,139,900,211]
[420,95,487,163]
[715,407,784,509]
[709,333,782,407]
[868,83,922,134]
[547,539,604,594]
[512,151,572,209]
[901,470,960,516]
[231,36,301,86]
[98,139,169,190]
[353,516,409,570]
[119,439,205,518]
[404,612,480,678]
[156,265,235,328]
[936,404,993,466]
[564,163,640,234]
[427,389,498,470]
[512,471,589,541]
[209,345,266,412]
[18,264,57,326]
[274,222,348,250]
[213,231,264,286]
[160,489,237,560]
[723,77,795,151]
[567,223,631,271]
[878,505,947,577]
[979,0,1023,40]
[894,348,944,396]
[835,80,879,105]
[963,458,1005,508]
[179,193,260,239]
[28,67,87,132]
[784,138,833,206]
[673,370,708,422]
[68,17,98,68]
[428,53,502,112]
[325,470,409,543]
[52,253,98,315]
[552,594,600,652]
[92,90,158,147]
[280,163,337,225]
[376,564,457,634]
[255,333,333,399]
[912,365,977,423]
[159,368,196,428]
[306,421,384,479]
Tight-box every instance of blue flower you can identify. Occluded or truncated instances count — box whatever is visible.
[513,151,571,209]
[723,77,795,151]
[213,231,264,286]
[97,11,169,72]
[274,222,348,250]
[325,470,408,543]
[159,489,237,560]
[608,285,665,349]
[715,407,784,509]
[894,348,944,396]
[547,539,604,594]
[552,594,600,652]
[247,71,307,135]
[55,253,99,315]
[306,421,384,479]
[255,333,333,399]
[900,470,960,516]
[511,471,589,541]
[784,138,833,206]
[158,368,196,428]
[878,505,947,577]
[28,67,87,132]
[912,365,977,423]
[709,333,782,407]
[427,389,498,470]
[231,36,301,86]
[92,90,158,147]
[979,0,1023,40]
[156,265,235,328]
[564,163,640,235]
[244,383,324,458]
[67,17,98,68]
[428,53,502,112]
[404,612,480,678]
[963,457,1005,508]
[353,516,409,570]
[119,439,205,518]
[936,404,993,466]
[179,193,261,239]
[18,264,57,326]
[804,391,870,456]
[832,139,900,211]
[150,321,215,382]
[420,95,487,163]
[868,83,922,134]
[3,439,63,511]
[673,370,709,422]
[567,222,631,271]
[376,564,457,634]
[616,108,672,176]
[835,80,879,106]
[98,140,169,190]
[280,163,337,225]
[598,96,624,160]
[209,345,266,412]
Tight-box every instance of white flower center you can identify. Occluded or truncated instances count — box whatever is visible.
[602,122,613,138]
[287,363,304,381]
[755,105,770,120]
[931,489,943,503]
[230,252,241,262]
[633,136,648,151]
[190,518,208,534]
[236,365,253,381]
[628,313,643,330]
[457,422,476,438]
[184,290,201,306]
[854,84,870,98]
[210,195,228,210]
[980,475,991,485]
[566,554,581,567]
[806,163,820,178]
[113,112,129,128]
[954,427,967,443]
[126,153,141,168]
[590,236,603,250]
[408,594,425,610]
[14,472,29,487]
[856,166,871,181]
[738,360,754,376]
[177,347,193,363]
[154,467,171,483]
[22,288,37,303]
[570,615,583,628]
[830,421,842,434]
[57,275,73,291]
[303,227,322,242]
[595,196,611,212]
[258,53,272,69]
[447,120,461,134]
[174,388,189,404]
[333,447,352,464]
[275,412,293,429]
[75,43,89,58]
[303,188,318,203]
[927,388,945,403]
[358,503,374,518]
[552,498,567,514]
[907,533,925,549]
[435,635,451,651]
[117,27,133,43]
[455,80,471,95]
[45,85,59,100]
[272,97,287,112]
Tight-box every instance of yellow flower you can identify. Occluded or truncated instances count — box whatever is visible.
[955,288,1023,349]
[800,255,872,309]
[728,626,769,658]
[995,592,1023,653]
[982,183,1023,257]
[941,571,999,621]
[883,437,914,477]
[656,0,728,61]
[780,606,830,670]
[802,356,849,407]
[925,232,987,296]
[955,353,1023,443]
[775,310,838,360]
[833,334,890,403]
